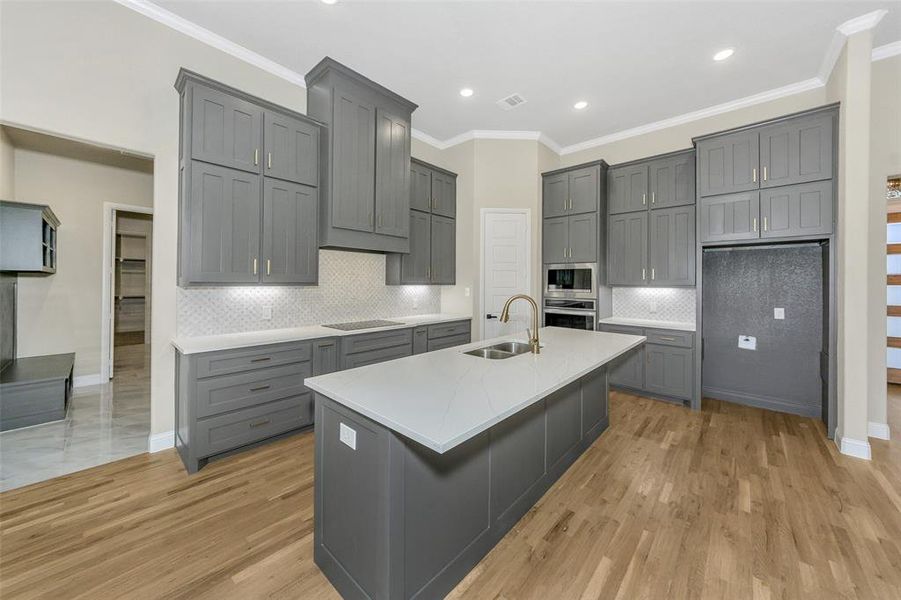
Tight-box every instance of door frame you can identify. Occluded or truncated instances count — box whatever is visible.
[479,208,532,342]
[101,202,153,382]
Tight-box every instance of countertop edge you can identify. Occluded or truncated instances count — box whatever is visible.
[597,317,696,333]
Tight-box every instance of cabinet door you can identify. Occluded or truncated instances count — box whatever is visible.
[412,326,429,355]
[568,166,600,214]
[608,164,648,214]
[608,212,647,285]
[331,87,375,233]
[568,213,597,263]
[644,345,692,400]
[697,130,759,197]
[432,171,457,218]
[543,172,569,218]
[190,85,262,174]
[760,180,833,238]
[374,109,411,238]
[312,339,339,376]
[410,162,432,212]
[262,179,318,284]
[649,206,695,286]
[264,111,318,187]
[699,191,760,243]
[649,154,695,209]
[187,161,261,284]
[759,113,833,189]
[430,215,456,284]
[400,210,431,284]
[542,216,569,264]
[609,346,644,389]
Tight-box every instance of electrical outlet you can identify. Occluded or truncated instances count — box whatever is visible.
[261,306,272,320]
[649,300,658,314]
[412,297,419,309]
[738,335,757,351]
[464,287,471,297]
[774,307,785,320]
[339,423,357,450]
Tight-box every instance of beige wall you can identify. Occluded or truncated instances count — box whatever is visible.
[1,0,307,435]
[0,127,14,199]
[13,148,152,377]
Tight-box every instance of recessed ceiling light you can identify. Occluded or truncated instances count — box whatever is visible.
[321,0,337,4]
[459,88,474,98]
[713,48,734,62]
[573,101,588,110]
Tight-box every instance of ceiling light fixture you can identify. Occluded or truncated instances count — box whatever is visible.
[321,0,337,4]
[713,48,734,61]
[459,88,474,98]
[573,101,588,110]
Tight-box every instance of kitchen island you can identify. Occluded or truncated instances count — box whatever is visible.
[304,327,645,600]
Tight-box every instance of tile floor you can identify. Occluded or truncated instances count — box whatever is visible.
[0,343,150,491]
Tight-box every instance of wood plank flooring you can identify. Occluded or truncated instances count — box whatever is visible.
[2,390,900,599]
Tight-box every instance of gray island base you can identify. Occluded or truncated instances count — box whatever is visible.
[313,365,610,600]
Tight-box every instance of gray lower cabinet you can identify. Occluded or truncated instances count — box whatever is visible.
[264,110,319,187]
[760,180,833,238]
[699,191,760,243]
[262,179,318,284]
[0,353,74,431]
[426,320,471,352]
[608,212,648,285]
[600,324,695,402]
[340,329,413,370]
[644,345,693,400]
[609,345,644,389]
[412,326,429,354]
[649,206,695,286]
[697,129,759,197]
[312,339,339,376]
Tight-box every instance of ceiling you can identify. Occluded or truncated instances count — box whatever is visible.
[150,1,901,150]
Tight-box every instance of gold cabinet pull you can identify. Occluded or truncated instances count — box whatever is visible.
[763,166,768,181]
[642,193,647,205]
[752,167,757,182]
[658,336,676,341]
[254,148,259,166]
[651,192,656,204]
[642,268,646,280]
[651,268,655,280]
[253,258,258,275]
[267,152,272,169]
[249,385,270,392]
[249,418,271,428]
[753,218,758,232]
[266,258,271,275]
[763,217,768,232]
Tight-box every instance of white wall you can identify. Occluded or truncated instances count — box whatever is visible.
[0,127,14,199]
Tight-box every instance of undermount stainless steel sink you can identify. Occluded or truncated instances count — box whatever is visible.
[464,341,536,360]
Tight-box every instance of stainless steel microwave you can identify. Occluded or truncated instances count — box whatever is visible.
[544,263,597,299]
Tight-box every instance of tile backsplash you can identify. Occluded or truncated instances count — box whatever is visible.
[177,250,441,336]
[611,288,696,323]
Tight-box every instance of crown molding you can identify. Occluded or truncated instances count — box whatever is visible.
[873,40,901,61]
[820,10,889,81]
[837,9,887,36]
[413,129,563,154]
[113,0,307,87]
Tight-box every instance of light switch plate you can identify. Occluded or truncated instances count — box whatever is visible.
[261,306,272,320]
[774,307,785,320]
[464,287,471,297]
[738,335,757,351]
[339,423,357,450]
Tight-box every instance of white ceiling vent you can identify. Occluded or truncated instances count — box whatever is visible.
[496,93,527,111]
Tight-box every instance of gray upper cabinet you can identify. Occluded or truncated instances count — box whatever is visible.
[541,162,607,272]
[430,215,456,284]
[697,130,759,197]
[568,213,598,263]
[190,85,262,174]
[374,109,411,238]
[608,212,647,285]
[262,179,319,284]
[542,172,569,218]
[410,161,432,212]
[759,112,833,189]
[306,58,417,253]
[648,153,695,209]
[760,180,833,238]
[390,210,430,284]
[186,161,261,284]
[264,111,319,187]
[176,69,322,286]
[608,164,648,214]
[542,216,569,264]
[569,166,600,214]
[0,201,60,274]
[432,171,457,218]
[649,206,695,286]
[699,191,760,243]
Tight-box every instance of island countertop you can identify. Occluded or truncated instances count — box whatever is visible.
[304,326,645,454]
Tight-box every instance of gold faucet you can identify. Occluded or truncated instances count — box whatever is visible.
[499,294,541,354]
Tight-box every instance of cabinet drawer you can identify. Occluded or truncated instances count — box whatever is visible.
[645,329,693,348]
[342,344,412,370]
[413,326,428,355]
[195,342,312,378]
[428,320,471,340]
[341,328,412,355]
[598,324,644,336]
[427,332,471,352]
[195,362,310,418]
[194,396,310,458]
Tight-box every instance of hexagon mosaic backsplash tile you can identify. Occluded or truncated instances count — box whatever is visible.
[611,287,696,323]
[177,250,442,336]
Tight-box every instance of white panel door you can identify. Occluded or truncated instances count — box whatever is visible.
[482,210,530,340]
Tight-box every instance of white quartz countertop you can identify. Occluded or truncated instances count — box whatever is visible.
[598,317,695,332]
[171,313,472,354]
[304,327,645,454]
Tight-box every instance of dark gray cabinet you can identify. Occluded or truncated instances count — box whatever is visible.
[542,172,569,218]
[608,164,648,214]
[410,161,432,212]
[262,179,318,284]
[431,170,457,218]
[0,201,60,274]
[542,216,569,264]
[392,210,431,284]
[699,191,760,243]
[542,214,597,264]
[176,69,322,286]
[430,215,456,284]
[644,345,693,400]
[649,206,695,286]
[760,180,833,238]
[648,153,695,209]
[697,130,759,197]
[609,346,644,389]
[608,212,648,285]
[306,58,417,253]
[312,339,339,376]
[542,165,600,217]
[759,112,833,189]
[600,324,695,402]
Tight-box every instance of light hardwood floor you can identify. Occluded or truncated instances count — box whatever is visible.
[2,389,899,599]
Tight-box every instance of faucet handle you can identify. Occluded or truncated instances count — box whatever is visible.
[526,327,532,341]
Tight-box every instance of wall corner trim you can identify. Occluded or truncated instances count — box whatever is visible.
[836,435,873,460]
[868,421,891,441]
[148,430,176,453]
[73,373,104,388]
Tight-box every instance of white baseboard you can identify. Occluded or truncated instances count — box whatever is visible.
[836,435,872,460]
[74,373,104,388]
[868,421,891,441]
[148,430,175,453]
